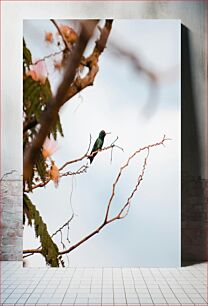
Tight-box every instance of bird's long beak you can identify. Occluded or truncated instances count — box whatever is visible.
[105,132,111,135]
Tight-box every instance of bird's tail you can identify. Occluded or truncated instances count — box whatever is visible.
[88,155,94,164]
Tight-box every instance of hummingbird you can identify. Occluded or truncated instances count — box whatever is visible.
[88,130,110,164]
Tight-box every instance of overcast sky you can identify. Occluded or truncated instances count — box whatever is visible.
[23,19,181,267]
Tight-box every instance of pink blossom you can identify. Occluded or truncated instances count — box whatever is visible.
[59,24,78,45]
[45,31,53,43]
[26,61,48,84]
[42,137,59,159]
[49,160,60,188]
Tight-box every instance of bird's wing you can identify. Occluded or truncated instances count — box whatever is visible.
[91,138,102,153]
[97,138,104,149]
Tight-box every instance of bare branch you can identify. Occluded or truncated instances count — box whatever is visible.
[60,139,121,171]
[23,248,42,254]
[59,135,170,255]
[24,136,122,192]
[104,135,169,222]
[64,20,113,102]
[23,135,170,256]
[23,20,99,180]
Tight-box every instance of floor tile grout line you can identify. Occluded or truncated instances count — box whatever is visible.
[34,269,58,305]
[149,266,173,304]
[121,268,128,305]
[130,267,141,305]
[167,268,191,303]
[100,267,103,305]
[2,268,32,304]
[183,264,207,301]
[140,268,154,305]
[74,267,87,305]
[112,268,116,305]
[61,266,77,304]
[26,269,48,303]
[169,266,206,303]
[159,268,182,303]
[19,267,50,305]
[88,266,94,305]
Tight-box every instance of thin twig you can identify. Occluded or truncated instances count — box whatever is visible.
[24,136,122,192]
[51,213,74,239]
[23,253,34,259]
[61,164,88,177]
[24,179,75,259]
[109,136,123,163]
[50,19,72,52]
[111,136,118,146]
[33,50,64,65]
[59,134,92,171]
[116,148,150,219]
[104,135,169,222]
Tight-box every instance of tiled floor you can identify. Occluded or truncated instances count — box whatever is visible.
[0,261,207,305]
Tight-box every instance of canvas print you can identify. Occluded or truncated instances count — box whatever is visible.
[23,19,181,267]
